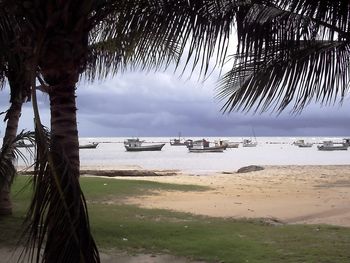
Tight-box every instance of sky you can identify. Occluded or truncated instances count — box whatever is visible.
[1,67,350,138]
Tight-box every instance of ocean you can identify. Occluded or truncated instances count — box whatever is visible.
[78,136,349,173]
[12,136,350,173]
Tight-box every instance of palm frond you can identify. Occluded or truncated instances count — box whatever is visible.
[85,31,182,80]
[87,0,237,78]
[218,1,350,113]
[0,130,35,188]
[218,40,350,113]
[21,124,99,263]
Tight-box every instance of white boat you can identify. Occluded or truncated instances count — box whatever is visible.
[188,139,225,153]
[214,140,239,149]
[79,142,99,149]
[124,138,165,151]
[293,139,305,146]
[242,139,257,147]
[317,141,348,151]
[226,142,239,148]
[298,142,313,148]
[293,139,312,147]
[214,140,228,149]
[186,139,209,149]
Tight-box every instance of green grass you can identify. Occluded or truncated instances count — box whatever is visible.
[1,175,350,263]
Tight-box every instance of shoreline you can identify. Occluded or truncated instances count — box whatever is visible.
[81,165,350,227]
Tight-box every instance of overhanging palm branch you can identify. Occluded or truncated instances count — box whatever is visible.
[218,40,350,113]
[218,0,350,113]
[0,130,35,189]
[87,0,237,78]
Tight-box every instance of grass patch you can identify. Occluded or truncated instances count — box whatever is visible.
[1,175,350,263]
[81,176,209,201]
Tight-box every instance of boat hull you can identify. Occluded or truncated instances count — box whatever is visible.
[243,143,257,147]
[227,143,239,148]
[189,146,225,153]
[125,143,165,151]
[170,142,186,146]
[317,145,348,151]
[79,143,99,149]
[298,144,313,148]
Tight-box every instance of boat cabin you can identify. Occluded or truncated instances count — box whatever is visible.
[124,138,143,147]
[191,139,210,149]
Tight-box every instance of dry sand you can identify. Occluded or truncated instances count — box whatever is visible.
[121,165,350,227]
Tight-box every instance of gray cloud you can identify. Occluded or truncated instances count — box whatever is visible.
[1,70,350,137]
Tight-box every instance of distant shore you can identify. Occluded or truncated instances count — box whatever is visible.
[81,165,350,227]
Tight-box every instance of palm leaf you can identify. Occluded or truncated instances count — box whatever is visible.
[87,0,237,78]
[0,130,35,188]
[20,124,99,263]
[218,0,350,113]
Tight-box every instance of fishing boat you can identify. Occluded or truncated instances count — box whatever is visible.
[124,138,165,151]
[170,132,187,146]
[215,140,239,149]
[242,139,257,147]
[317,141,348,151]
[170,138,186,146]
[186,139,209,148]
[293,139,312,147]
[79,142,99,149]
[214,140,229,149]
[344,138,350,146]
[298,142,313,148]
[243,128,258,147]
[227,142,239,148]
[188,139,225,153]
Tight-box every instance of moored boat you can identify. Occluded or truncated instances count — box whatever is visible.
[188,139,225,153]
[344,138,350,146]
[124,138,165,151]
[293,139,312,147]
[298,143,313,148]
[189,145,226,153]
[226,142,239,148]
[170,138,187,146]
[317,141,348,151]
[242,139,257,147]
[170,132,187,146]
[79,142,99,149]
[214,140,229,149]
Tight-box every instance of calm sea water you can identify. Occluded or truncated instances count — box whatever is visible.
[10,136,350,173]
[78,136,350,173]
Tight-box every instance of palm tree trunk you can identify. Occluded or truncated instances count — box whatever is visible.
[0,101,22,216]
[39,80,99,262]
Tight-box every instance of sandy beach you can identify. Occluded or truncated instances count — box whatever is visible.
[115,165,350,227]
[3,165,350,263]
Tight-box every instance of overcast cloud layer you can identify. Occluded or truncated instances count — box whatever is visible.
[1,70,350,138]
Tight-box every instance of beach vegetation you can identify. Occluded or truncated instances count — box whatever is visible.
[2,176,350,263]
